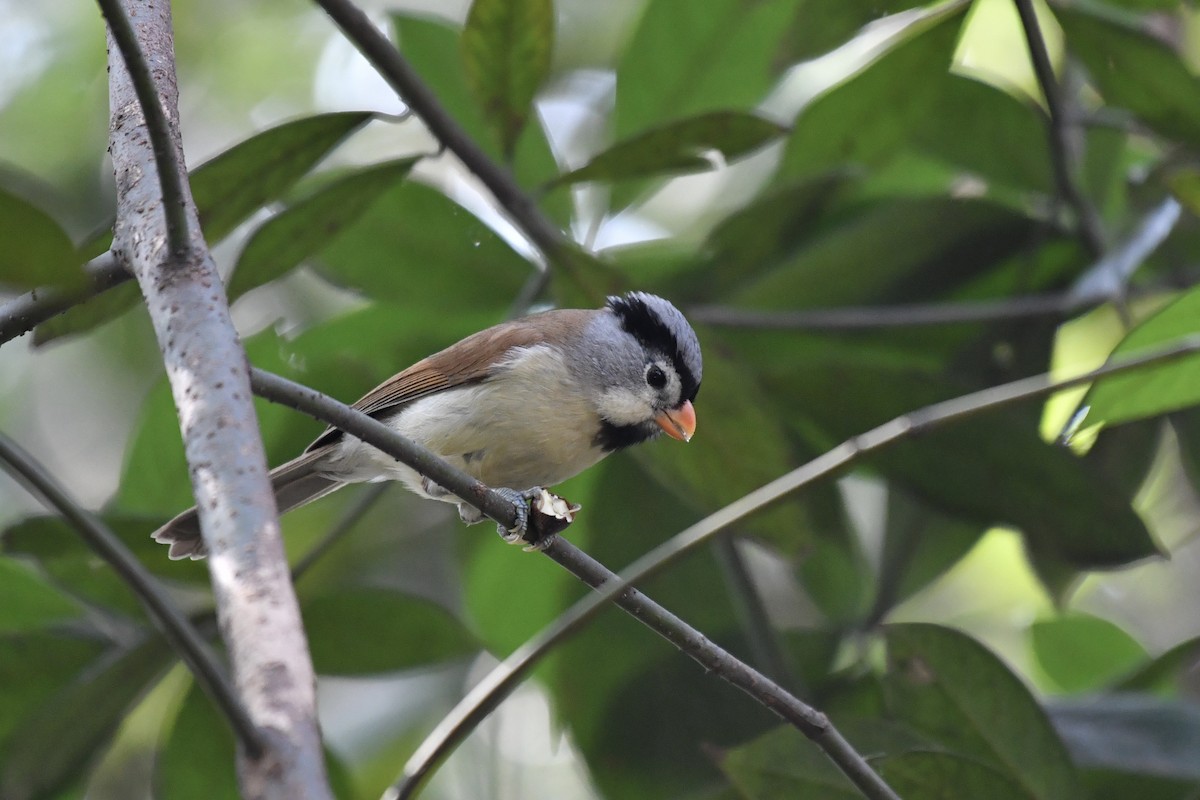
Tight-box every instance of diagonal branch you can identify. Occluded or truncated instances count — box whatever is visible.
[1014,0,1106,258]
[311,0,571,270]
[0,433,262,756]
[393,332,1200,799]
[0,252,131,346]
[103,2,330,797]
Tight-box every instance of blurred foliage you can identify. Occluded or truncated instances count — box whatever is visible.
[5,0,1200,798]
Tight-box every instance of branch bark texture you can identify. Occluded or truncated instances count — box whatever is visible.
[104,1,330,797]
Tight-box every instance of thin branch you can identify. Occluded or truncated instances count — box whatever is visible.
[0,251,131,346]
[1014,0,1106,257]
[96,0,190,255]
[1068,197,1182,304]
[104,3,330,796]
[393,333,1200,799]
[0,433,263,757]
[311,0,573,269]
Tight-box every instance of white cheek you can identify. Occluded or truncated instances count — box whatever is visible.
[597,386,653,426]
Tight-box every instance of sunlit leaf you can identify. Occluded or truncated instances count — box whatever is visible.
[228,158,417,300]
[461,0,554,159]
[1032,613,1148,694]
[1078,288,1200,429]
[885,623,1085,799]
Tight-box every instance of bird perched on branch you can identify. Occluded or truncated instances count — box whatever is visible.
[153,292,703,559]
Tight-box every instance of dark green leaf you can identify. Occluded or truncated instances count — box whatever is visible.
[190,111,374,245]
[0,632,105,747]
[1050,694,1200,782]
[777,11,966,183]
[615,0,803,139]
[32,281,143,346]
[461,0,554,159]
[302,587,476,675]
[1032,613,1148,694]
[227,158,417,300]
[1078,288,1200,430]
[885,623,1085,799]
[0,186,81,290]
[732,197,1038,310]
[157,681,239,800]
[314,181,531,309]
[393,13,566,217]
[0,636,174,800]
[719,720,931,799]
[778,0,930,62]
[879,751,1032,799]
[0,556,82,632]
[1058,8,1200,149]
[547,112,786,189]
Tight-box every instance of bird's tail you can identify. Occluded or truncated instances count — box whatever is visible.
[151,449,344,560]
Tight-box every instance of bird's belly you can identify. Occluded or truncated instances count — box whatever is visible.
[322,351,606,498]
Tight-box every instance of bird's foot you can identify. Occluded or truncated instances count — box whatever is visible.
[491,487,580,551]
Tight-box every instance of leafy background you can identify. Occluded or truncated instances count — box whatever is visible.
[4,0,1200,797]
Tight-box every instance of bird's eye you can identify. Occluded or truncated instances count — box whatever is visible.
[646,364,667,389]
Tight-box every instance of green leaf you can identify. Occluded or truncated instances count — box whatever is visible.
[1050,694,1200,782]
[33,112,373,345]
[302,587,476,675]
[885,623,1085,800]
[0,557,82,632]
[778,0,930,62]
[547,111,786,190]
[1032,613,1148,694]
[190,111,374,245]
[0,186,81,291]
[461,0,554,159]
[1116,636,1200,694]
[0,632,106,747]
[879,751,1032,799]
[314,181,531,309]
[719,720,931,799]
[0,635,174,800]
[32,281,143,346]
[1078,288,1200,430]
[227,158,417,300]
[730,332,1156,569]
[732,197,1039,310]
[1058,8,1200,149]
[157,681,239,800]
[777,11,966,183]
[616,0,803,139]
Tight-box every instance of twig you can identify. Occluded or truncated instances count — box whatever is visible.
[0,252,131,346]
[311,0,573,269]
[0,433,263,757]
[392,333,1200,799]
[1068,197,1182,304]
[105,3,330,796]
[96,0,190,256]
[1014,0,1106,258]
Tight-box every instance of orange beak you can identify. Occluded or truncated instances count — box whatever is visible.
[655,400,696,442]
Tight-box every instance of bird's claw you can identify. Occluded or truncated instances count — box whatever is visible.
[492,487,580,551]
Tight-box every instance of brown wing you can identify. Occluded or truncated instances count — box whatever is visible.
[305,310,594,451]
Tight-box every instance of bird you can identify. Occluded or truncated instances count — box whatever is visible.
[152,292,703,560]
